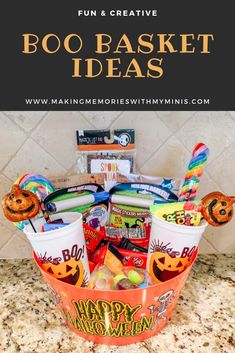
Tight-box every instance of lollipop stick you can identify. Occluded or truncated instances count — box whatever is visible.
[229,196,235,204]
[29,219,37,233]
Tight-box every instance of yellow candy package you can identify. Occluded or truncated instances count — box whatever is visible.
[150,201,203,226]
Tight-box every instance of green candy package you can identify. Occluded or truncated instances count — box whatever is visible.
[107,181,179,238]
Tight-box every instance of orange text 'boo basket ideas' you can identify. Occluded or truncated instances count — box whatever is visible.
[34,249,198,346]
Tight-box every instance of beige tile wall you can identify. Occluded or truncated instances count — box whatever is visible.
[0,111,235,258]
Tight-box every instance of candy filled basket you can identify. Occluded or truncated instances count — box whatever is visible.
[34,250,197,346]
[2,140,233,346]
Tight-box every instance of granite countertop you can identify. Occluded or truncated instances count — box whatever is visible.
[0,255,234,353]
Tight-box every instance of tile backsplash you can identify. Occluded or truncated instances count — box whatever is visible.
[0,111,235,258]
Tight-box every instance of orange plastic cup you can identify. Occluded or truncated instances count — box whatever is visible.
[34,249,198,346]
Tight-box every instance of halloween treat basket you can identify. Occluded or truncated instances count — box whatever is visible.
[34,249,198,346]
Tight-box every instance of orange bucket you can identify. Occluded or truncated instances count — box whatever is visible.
[34,249,198,346]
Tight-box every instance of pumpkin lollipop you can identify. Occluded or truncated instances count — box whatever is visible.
[14,174,55,230]
[2,185,40,222]
[202,192,235,227]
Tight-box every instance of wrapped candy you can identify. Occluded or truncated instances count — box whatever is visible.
[88,265,115,290]
[88,264,154,290]
[113,267,154,290]
[150,201,202,226]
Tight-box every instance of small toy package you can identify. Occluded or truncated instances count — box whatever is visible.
[44,183,109,230]
[76,129,136,190]
[116,173,182,194]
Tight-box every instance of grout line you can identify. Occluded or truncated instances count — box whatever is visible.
[2,111,29,134]
[0,173,14,184]
[202,235,220,253]
[138,132,186,173]
[80,110,125,130]
[0,232,15,251]
[0,112,50,176]
[0,230,31,254]
[138,111,198,171]
[30,111,95,171]
[0,233,15,251]
[155,110,198,135]
[67,162,77,174]
[107,111,125,128]
[166,111,235,173]
[110,111,174,170]
[0,138,29,177]
[169,111,203,154]
[205,171,226,193]
[228,111,235,122]
[206,138,235,168]
[30,136,69,173]
[200,170,222,192]
[2,111,49,134]
[28,111,50,133]
[79,112,98,129]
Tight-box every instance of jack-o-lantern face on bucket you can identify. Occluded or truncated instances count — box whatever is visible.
[43,258,85,287]
[2,185,40,222]
[202,192,235,227]
[149,252,190,283]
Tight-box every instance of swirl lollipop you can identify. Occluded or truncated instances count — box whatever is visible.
[16,174,55,199]
[179,143,209,201]
[14,174,55,230]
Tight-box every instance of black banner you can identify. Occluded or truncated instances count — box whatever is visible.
[0,1,233,110]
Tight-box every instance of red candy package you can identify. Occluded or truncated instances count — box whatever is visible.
[90,244,108,264]
[118,237,148,253]
[105,224,150,248]
[83,224,106,259]
[89,261,96,273]
[91,241,147,270]
[119,248,147,269]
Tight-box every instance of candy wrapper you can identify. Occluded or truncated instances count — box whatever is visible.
[90,241,147,270]
[104,243,124,275]
[118,237,148,253]
[109,202,151,233]
[119,248,147,269]
[150,201,203,226]
[105,225,150,248]
[83,224,106,259]
[90,242,109,264]
[89,264,154,290]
